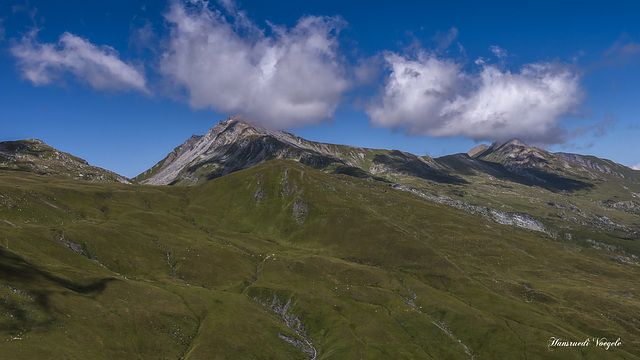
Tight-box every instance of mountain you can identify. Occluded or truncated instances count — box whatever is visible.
[134,116,464,186]
[472,138,639,183]
[2,123,640,358]
[0,139,130,183]
[137,118,640,189]
[136,119,640,253]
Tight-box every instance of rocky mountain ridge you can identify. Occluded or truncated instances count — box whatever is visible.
[136,117,639,189]
[473,138,636,181]
[135,117,342,185]
[0,139,130,183]
[134,116,462,186]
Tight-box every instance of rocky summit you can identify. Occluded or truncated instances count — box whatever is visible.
[1,118,639,359]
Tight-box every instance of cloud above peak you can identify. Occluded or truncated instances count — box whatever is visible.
[366,51,582,144]
[11,31,148,93]
[159,0,350,128]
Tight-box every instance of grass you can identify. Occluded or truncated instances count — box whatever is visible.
[0,160,639,358]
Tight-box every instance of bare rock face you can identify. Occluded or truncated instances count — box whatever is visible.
[134,116,343,185]
[137,117,640,189]
[480,139,551,165]
[467,144,489,157]
[135,116,463,186]
[556,152,620,176]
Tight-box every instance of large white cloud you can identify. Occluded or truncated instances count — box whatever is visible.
[159,0,349,128]
[11,31,148,93]
[367,51,582,144]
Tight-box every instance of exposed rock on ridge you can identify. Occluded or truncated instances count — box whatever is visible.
[0,139,130,183]
[135,117,341,185]
[135,116,462,186]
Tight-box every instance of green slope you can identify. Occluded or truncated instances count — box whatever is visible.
[1,161,639,358]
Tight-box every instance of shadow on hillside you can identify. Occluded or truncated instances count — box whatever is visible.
[373,152,468,185]
[519,167,594,192]
[474,160,592,192]
[434,154,594,192]
[481,162,593,192]
[0,247,117,310]
[331,165,390,182]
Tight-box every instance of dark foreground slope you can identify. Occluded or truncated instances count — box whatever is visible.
[1,160,639,359]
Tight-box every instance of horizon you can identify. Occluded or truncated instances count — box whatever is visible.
[4,117,638,180]
[2,0,640,177]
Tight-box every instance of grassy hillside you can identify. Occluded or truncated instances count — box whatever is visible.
[1,160,639,358]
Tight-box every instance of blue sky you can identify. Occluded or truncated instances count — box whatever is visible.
[1,0,639,177]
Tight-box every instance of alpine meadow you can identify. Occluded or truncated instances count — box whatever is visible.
[1,118,639,358]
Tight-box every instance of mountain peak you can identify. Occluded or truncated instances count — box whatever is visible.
[491,138,535,154]
[136,115,471,186]
[217,115,270,132]
[467,138,532,159]
[205,116,286,144]
[135,117,312,185]
[471,138,554,167]
[492,138,529,149]
[217,115,254,130]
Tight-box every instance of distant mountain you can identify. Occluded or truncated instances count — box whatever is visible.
[138,118,640,188]
[0,139,130,183]
[473,138,637,180]
[467,138,640,191]
[135,116,464,185]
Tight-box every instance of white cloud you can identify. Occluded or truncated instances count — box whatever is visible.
[367,51,582,144]
[159,0,349,128]
[367,52,462,129]
[489,45,507,58]
[11,31,148,92]
[633,163,640,171]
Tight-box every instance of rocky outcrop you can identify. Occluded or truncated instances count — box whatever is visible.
[0,139,130,183]
[556,152,620,176]
[467,144,489,157]
[390,184,546,232]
